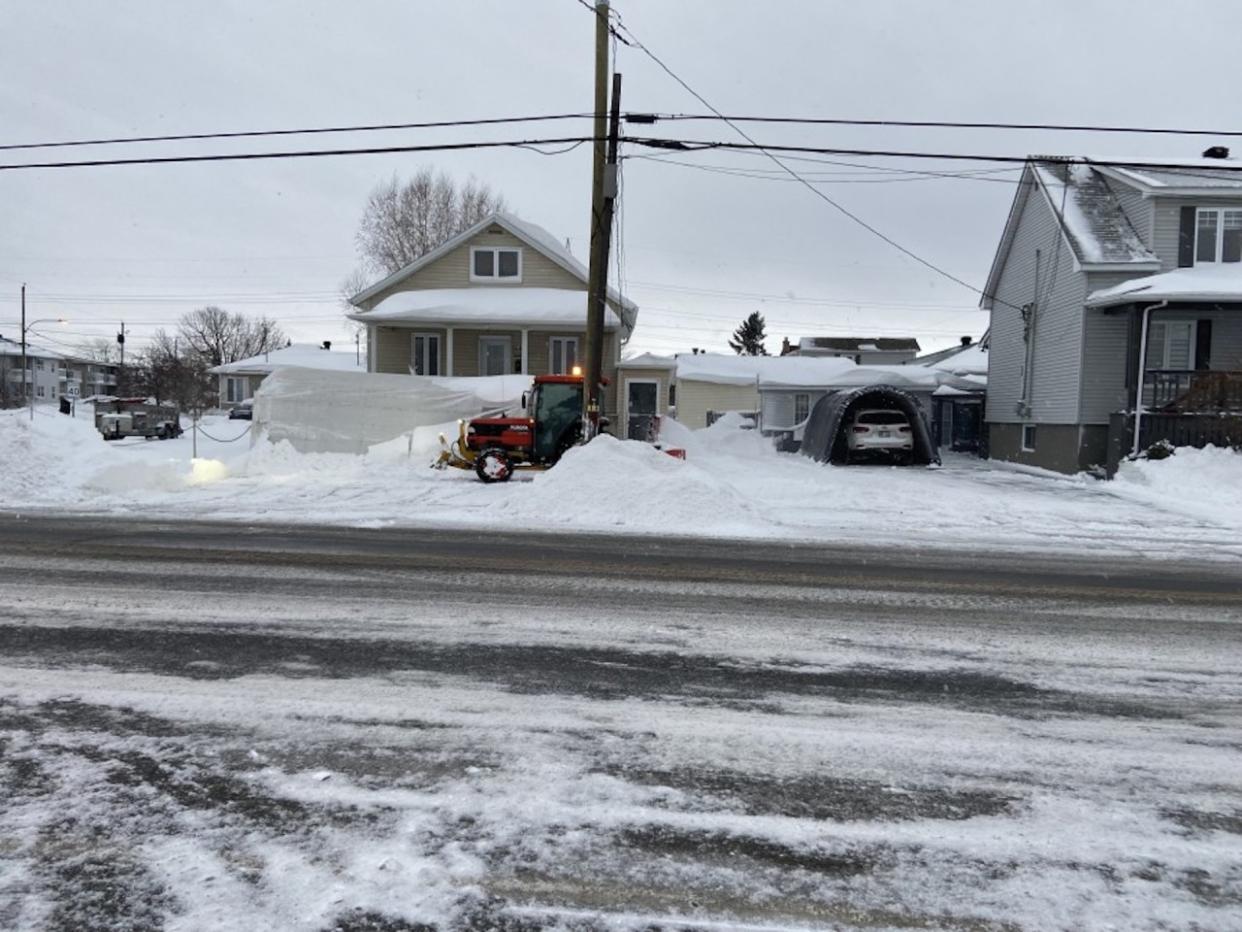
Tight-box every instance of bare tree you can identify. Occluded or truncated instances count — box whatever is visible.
[76,337,117,364]
[354,168,507,276]
[177,306,286,369]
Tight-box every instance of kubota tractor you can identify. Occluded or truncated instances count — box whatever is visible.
[436,373,597,482]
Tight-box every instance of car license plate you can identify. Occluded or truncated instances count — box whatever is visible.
[879,430,891,438]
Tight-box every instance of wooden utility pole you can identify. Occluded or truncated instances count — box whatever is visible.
[583,0,610,436]
[20,284,29,419]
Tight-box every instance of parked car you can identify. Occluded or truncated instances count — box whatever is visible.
[847,408,913,463]
[229,401,253,420]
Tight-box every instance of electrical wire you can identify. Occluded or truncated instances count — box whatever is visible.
[0,114,594,152]
[629,155,1022,185]
[0,135,598,171]
[631,112,1242,138]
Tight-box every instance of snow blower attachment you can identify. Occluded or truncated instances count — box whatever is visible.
[435,372,593,483]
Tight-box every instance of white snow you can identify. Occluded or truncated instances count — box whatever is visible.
[207,342,365,375]
[676,352,979,392]
[3,406,1242,560]
[1033,163,1157,265]
[350,286,623,329]
[1086,263,1242,307]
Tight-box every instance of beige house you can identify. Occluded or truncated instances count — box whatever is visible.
[348,212,638,422]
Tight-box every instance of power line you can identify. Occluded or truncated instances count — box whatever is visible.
[603,21,1007,307]
[628,280,982,310]
[629,155,1021,185]
[0,135,598,171]
[0,113,594,152]
[629,113,1242,138]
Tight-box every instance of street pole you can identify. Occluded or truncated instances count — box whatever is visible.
[583,0,610,438]
[21,284,31,421]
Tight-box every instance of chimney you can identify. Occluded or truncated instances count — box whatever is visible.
[1203,146,1230,160]
[960,335,973,347]
[781,337,792,355]
[322,340,332,350]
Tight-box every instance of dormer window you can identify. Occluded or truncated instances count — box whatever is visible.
[470,246,522,282]
[1195,208,1242,264]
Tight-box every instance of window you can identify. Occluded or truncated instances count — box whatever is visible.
[1021,424,1037,452]
[225,377,250,404]
[36,386,45,398]
[1146,320,1196,370]
[470,246,522,282]
[411,333,441,376]
[1195,208,1242,264]
[549,337,579,374]
[793,393,810,424]
[36,359,44,370]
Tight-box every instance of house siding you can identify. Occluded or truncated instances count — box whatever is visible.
[986,180,1087,425]
[615,366,673,438]
[674,380,759,429]
[1150,195,1241,271]
[1078,270,1143,424]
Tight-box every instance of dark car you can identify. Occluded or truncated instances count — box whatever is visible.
[228,401,253,420]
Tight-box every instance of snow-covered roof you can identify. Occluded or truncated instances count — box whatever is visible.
[1085,265,1242,308]
[0,337,71,360]
[1091,157,1242,194]
[675,353,981,393]
[1031,162,1158,267]
[797,336,920,353]
[349,211,639,337]
[617,352,676,369]
[208,343,366,375]
[926,341,989,377]
[349,287,622,329]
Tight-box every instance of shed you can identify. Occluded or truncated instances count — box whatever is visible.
[800,386,940,466]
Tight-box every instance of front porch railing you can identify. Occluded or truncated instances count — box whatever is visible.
[1144,369,1242,411]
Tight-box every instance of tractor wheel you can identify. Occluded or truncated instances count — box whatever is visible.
[475,448,513,483]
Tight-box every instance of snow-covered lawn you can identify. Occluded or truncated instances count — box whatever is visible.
[2,406,1241,560]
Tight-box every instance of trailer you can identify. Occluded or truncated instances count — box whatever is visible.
[95,397,183,441]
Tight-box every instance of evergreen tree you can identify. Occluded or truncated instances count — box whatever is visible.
[728,311,769,356]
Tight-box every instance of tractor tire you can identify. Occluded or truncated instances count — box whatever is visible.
[475,447,513,483]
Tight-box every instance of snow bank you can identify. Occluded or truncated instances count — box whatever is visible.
[1110,445,1242,529]
[252,367,527,455]
[510,434,768,536]
[0,409,106,503]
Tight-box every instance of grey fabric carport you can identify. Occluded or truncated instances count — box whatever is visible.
[799,385,940,465]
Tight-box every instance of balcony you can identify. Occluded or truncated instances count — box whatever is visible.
[1144,369,1242,412]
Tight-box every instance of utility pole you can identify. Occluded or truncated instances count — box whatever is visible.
[583,0,610,437]
[20,280,29,420]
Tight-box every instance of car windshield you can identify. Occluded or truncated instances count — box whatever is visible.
[856,410,908,425]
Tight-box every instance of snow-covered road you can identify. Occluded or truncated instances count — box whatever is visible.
[1,517,1239,930]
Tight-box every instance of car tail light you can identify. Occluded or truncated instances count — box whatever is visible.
[898,425,911,432]
[852,425,870,433]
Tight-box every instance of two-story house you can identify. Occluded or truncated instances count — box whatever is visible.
[347,211,638,424]
[982,152,1242,474]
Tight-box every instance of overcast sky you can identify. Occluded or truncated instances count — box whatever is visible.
[3,0,1240,359]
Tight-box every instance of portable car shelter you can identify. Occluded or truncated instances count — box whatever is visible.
[799,385,940,465]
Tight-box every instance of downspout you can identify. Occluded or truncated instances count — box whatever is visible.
[1131,300,1168,458]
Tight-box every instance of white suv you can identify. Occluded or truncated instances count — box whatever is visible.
[846,408,913,462]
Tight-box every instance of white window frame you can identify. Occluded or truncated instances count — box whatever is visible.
[225,376,250,404]
[1146,319,1197,370]
[478,336,513,376]
[1021,423,1037,452]
[469,246,523,283]
[793,393,810,424]
[1194,207,1242,264]
[624,378,661,426]
[549,336,579,374]
[410,332,441,376]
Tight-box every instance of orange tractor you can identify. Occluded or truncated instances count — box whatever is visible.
[436,372,598,482]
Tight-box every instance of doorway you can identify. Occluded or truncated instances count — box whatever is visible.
[626,379,659,441]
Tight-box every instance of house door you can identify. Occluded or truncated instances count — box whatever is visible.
[951,403,982,452]
[626,380,659,441]
[478,337,512,376]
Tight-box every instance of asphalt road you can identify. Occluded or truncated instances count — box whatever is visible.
[1,514,1240,931]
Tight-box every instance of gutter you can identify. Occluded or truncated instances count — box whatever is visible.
[1131,300,1168,458]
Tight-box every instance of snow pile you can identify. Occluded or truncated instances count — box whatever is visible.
[1110,445,1242,529]
[0,409,110,503]
[511,434,768,535]
[252,367,527,455]
[208,343,364,376]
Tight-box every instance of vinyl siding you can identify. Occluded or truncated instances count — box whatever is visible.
[375,325,450,375]
[616,369,672,437]
[673,380,760,429]
[986,180,1087,425]
[1077,271,1139,424]
[1150,196,1242,271]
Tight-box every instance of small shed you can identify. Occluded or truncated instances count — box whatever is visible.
[615,353,677,440]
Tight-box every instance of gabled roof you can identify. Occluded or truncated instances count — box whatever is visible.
[349,211,639,337]
[347,288,622,329]
[798,336,921,352]
[617,352,676,369]
[981,160,1159,309]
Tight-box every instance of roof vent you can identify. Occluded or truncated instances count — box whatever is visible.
[960,335,973,347]
[322,340,332,350]
[1202,145,1230,160]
